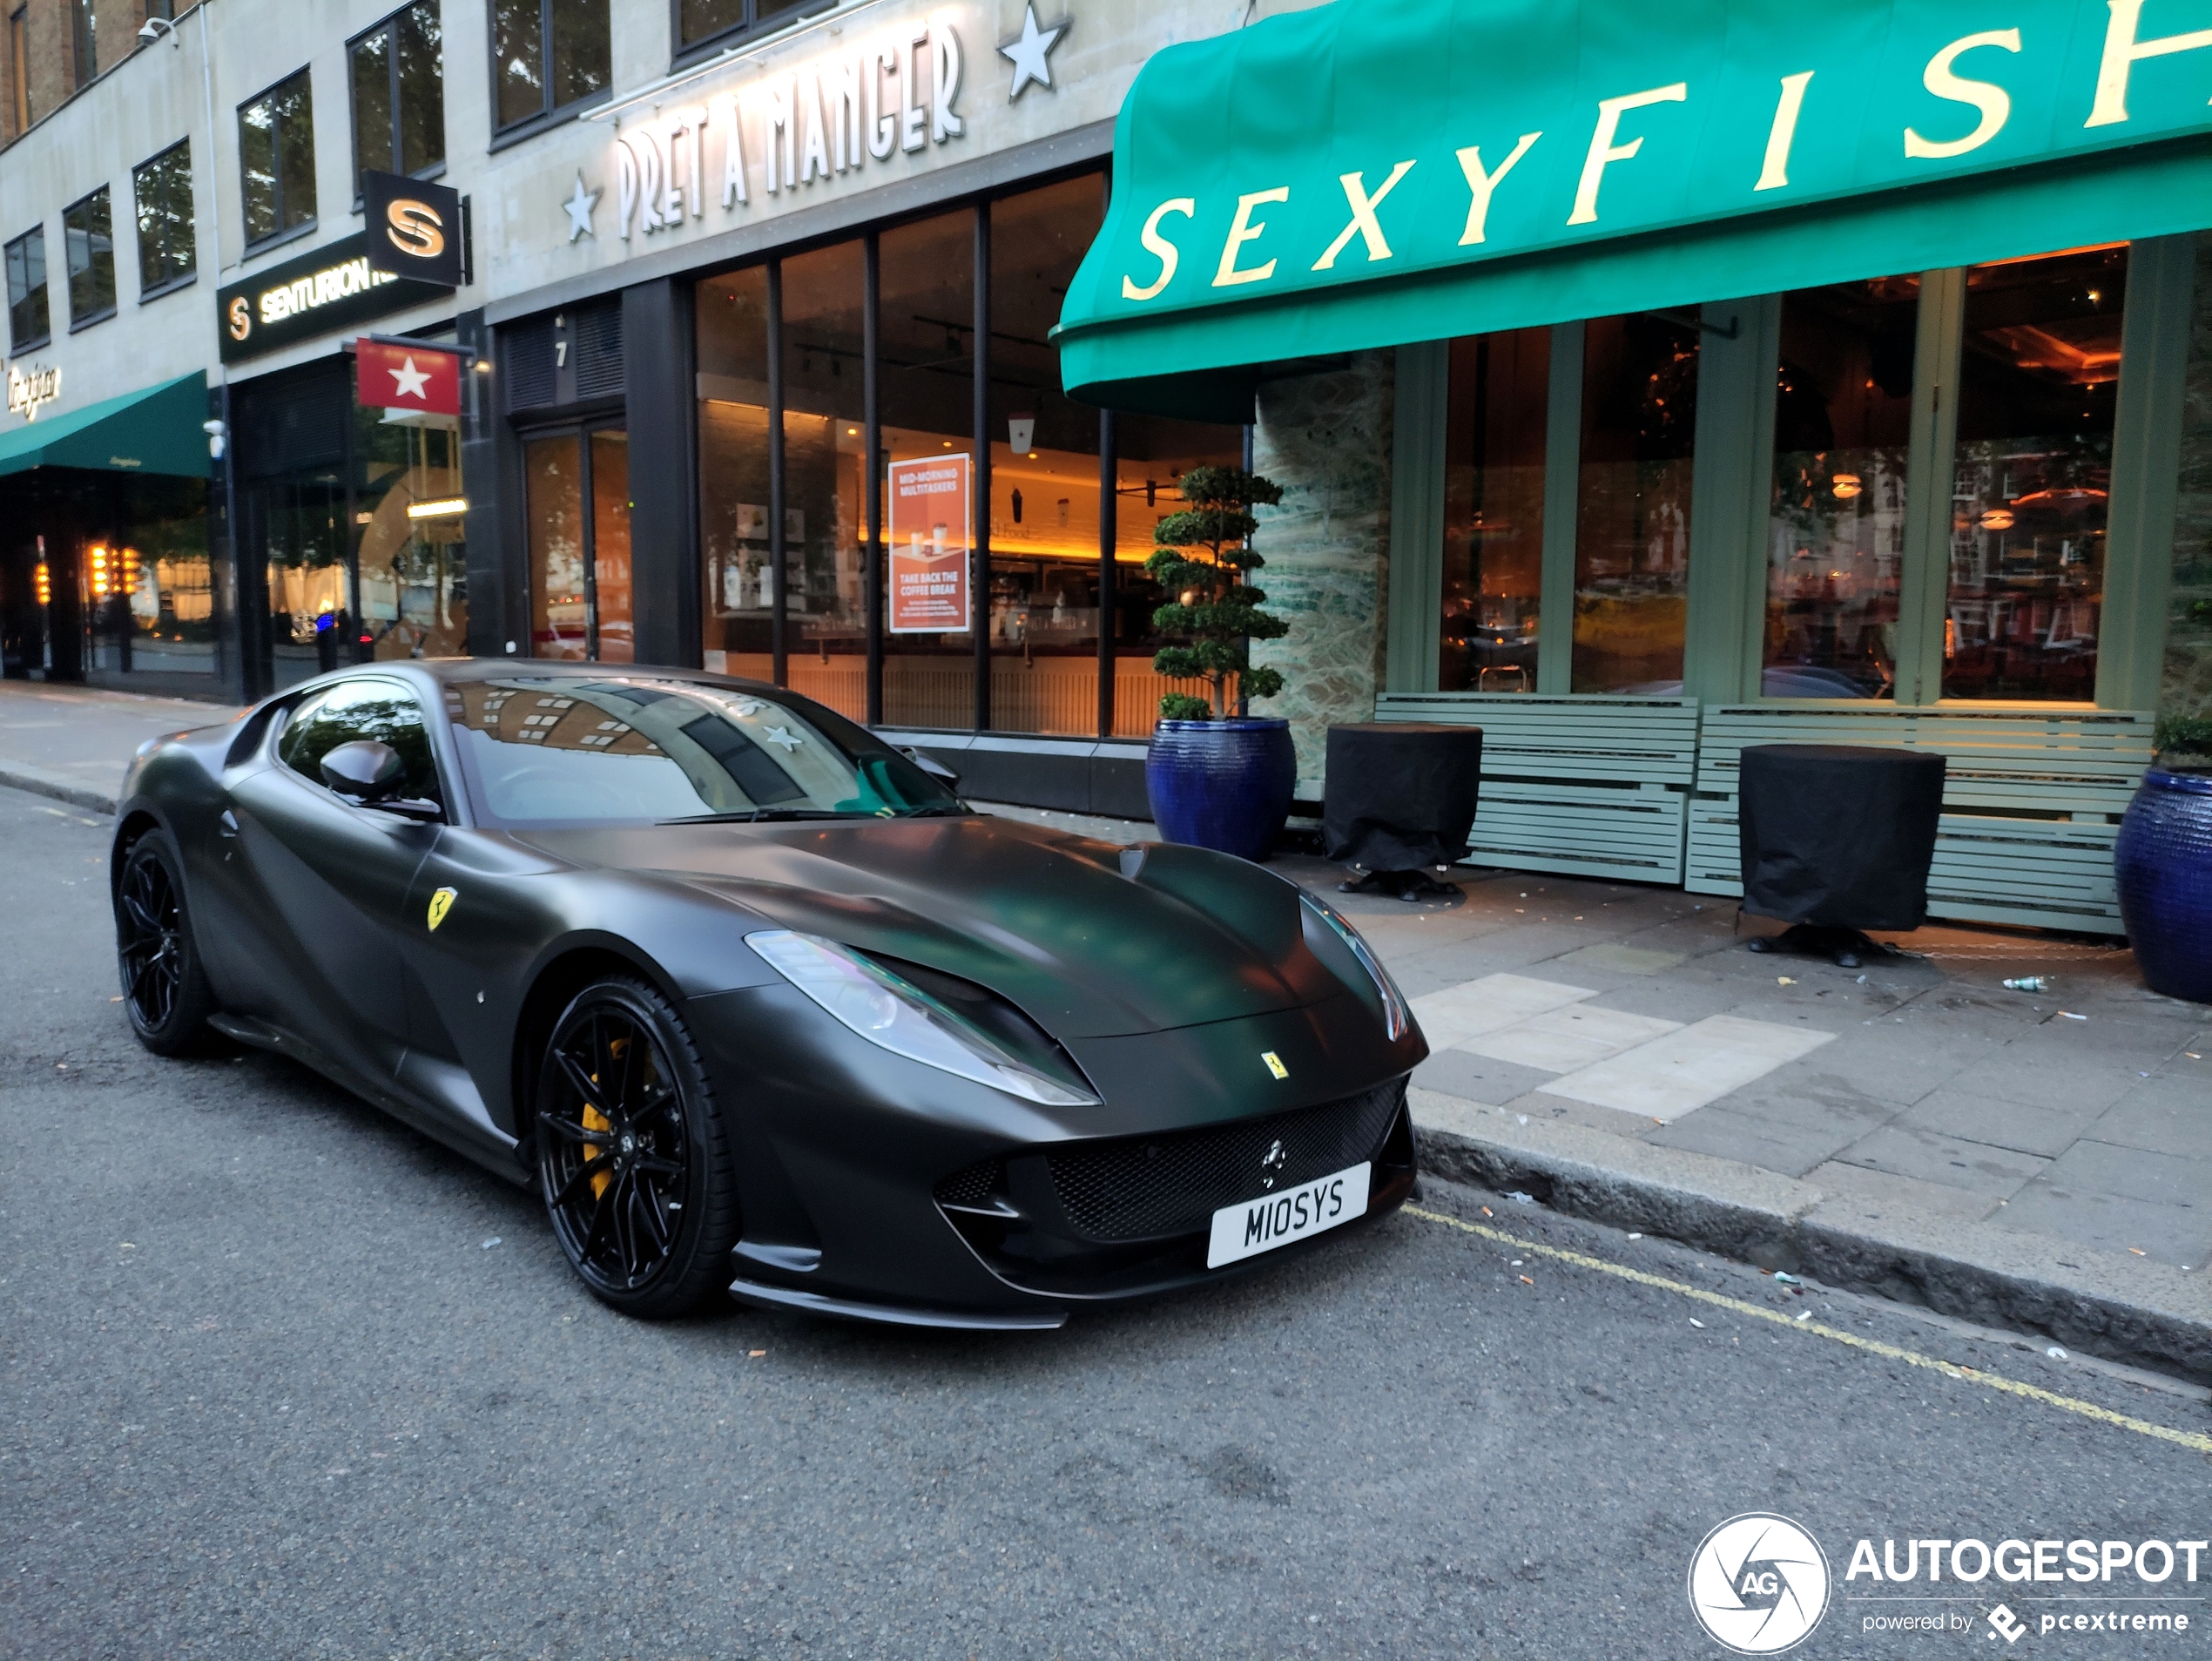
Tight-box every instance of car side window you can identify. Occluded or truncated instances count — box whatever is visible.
[276,679,444,809]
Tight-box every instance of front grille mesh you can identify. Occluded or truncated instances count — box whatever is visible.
[934,1159,1000,1209]
[1044,1082,1405,1243]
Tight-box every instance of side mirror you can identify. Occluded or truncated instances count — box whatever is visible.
[900,746,961,791]
[320,739,404,801]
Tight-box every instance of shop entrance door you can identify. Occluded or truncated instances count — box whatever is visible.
[523,425,631,662]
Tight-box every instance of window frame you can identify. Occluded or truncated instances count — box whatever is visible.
[4,223,50,352]
[236,65,319,254]
[132,138,197,302]
[670,0,833,69]
[347,0,446,212]
[61,184,116,331]
[486,0,611,148]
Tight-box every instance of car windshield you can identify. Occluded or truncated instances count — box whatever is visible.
[443,676,963,826]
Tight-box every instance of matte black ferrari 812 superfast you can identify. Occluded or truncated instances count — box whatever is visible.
[111,661,1426,1327]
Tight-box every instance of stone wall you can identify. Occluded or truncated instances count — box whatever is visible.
[1247,350,1395,794]
[2164,233,2212,744]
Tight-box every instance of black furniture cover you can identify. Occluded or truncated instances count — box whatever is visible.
[1738,744,1946,930]
[1324,723,1484,872]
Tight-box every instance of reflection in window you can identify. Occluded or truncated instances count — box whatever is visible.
[1440,327,1548,693]
[1574,314,1698,692]
[678,0,813,52]
[1764,278,1918,699]
[353,395,468,665]
[350,1,444,199]
[493,0,610,132]
[262,469,354,692]
[132,140,196,296]
[62,186,113,326]
[6,225,49,350]
[239,69,316,246]
[590,432,632,662]
[1944,246,2126,702]
[280,678,442,807]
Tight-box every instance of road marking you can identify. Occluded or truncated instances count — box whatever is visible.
[1405,1205,2212,1456]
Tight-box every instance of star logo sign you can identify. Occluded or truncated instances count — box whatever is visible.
[999,3,1065,99]
[388,355,432,401]
[762,726,803,752]
[563,172,599,242]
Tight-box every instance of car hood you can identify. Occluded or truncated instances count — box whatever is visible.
[516,815,1343,1039]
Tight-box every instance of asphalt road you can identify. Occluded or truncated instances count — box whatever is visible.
[2,786,2207,1660]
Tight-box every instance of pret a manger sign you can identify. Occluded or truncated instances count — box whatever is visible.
[1062,0,2212,334]
[888,454,971,634]
[609,13,968,243]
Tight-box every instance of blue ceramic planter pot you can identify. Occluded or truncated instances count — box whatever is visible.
[2114,768,2212,1004]
[1146,718,1296,863]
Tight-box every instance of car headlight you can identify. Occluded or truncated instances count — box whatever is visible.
[746,930,1098,1108]
[1298,893,1413,1041]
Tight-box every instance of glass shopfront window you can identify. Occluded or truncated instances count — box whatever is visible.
[1575,314,1698,692]
[986,177,1104,737]
[1440,327,1548,693]
[83,477,218,680]
[354,403,469,663]
[1943,245,2126,703]
[879,208,977,729]
[774,240,868,716]
[524,425,628,661]
[693,175,1243,736]
[1764,277,1918,699]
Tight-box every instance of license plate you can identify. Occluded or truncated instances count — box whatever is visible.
[1206,1162,1371,1268]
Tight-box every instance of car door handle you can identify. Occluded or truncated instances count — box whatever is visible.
[218,810,239,839]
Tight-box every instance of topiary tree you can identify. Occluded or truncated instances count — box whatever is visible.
[1146,465,1289,721]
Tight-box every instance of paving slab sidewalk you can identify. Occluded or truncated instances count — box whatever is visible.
[9,681,2209,1378]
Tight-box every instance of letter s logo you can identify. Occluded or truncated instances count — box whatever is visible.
[386,199,446,259]
[226,295,252,341]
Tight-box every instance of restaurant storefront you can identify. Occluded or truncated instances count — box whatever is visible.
[1035,0,2212,933]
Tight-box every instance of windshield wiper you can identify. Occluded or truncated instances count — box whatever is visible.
[892,805,973,817]
[658,807,862,825]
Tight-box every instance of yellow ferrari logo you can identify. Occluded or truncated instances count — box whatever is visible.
[1262,1051,1288,1080]
[426,887,457,930]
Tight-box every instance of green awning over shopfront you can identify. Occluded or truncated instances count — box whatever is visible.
[0,372,210,479]
[1055,0,2212,420]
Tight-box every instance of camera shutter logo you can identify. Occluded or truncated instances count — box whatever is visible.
[1687,1514,1830,1654]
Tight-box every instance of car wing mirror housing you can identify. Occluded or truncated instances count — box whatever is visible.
[900,746,961,791]
[320,738,405,800]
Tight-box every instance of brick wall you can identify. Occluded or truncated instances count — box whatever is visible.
[3,0,169,146]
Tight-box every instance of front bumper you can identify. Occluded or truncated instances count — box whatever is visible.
[685,982,1424,1328]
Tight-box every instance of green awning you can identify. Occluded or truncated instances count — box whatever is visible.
[0,372,211,479]
[1056,0,2212,421]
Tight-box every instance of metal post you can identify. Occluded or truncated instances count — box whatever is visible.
[766,260,786,688]
[1096,408,1116,739]
[972,202,991,734]
[863,231,883,726]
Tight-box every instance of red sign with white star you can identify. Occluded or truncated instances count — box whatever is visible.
[354,338,462,415]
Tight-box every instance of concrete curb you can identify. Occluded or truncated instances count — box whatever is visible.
[1411,1088,2212,1384]
[0,761,119,815]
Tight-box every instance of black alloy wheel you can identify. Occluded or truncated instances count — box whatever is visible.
[114,832,218,1056]
[536,977,740,1317]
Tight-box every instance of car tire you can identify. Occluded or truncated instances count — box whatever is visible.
[535,975,742,1319]
[114,829,220,1057]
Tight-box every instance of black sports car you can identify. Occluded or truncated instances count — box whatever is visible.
[111,661,1426,1327]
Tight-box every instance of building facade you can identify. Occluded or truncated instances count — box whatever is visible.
[3,0,2209,934]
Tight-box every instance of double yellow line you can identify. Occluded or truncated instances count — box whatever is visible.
[1406,1205,2212,1456]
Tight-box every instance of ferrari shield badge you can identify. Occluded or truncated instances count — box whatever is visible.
[426,886,458,931]
[1261,1051,1288,1080]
